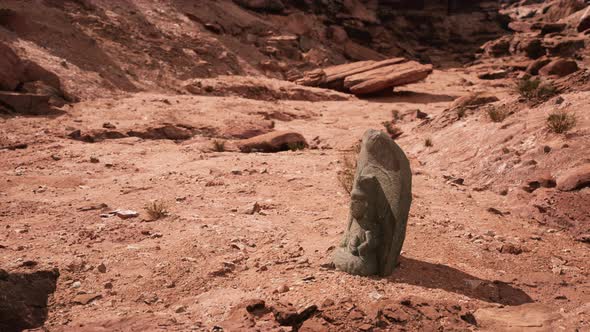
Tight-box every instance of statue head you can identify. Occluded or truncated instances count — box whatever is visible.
[350,187,368,219]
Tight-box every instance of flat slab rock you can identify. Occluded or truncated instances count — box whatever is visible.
[474,303,562,331]
[0,91,50,115]
[296,58,433,95]
[237,131,307,153]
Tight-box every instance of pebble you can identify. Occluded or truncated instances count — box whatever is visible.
[72,281,82,288]
[276,285,289,293]
[97,263,107,273]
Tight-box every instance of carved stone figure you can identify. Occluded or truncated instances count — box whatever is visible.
[333,129,412,276]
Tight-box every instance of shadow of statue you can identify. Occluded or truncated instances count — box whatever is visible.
[388,257,533,306]
[0,268,59,332]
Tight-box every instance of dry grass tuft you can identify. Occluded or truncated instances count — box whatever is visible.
[517,77,557,101]
[212,140,226,152]
[424,138,433,147]
[547,110,576,134]
[144,200,169,220]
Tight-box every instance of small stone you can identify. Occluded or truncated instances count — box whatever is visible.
[72,293,102,305]
[51,154,61,161]
[90,156,100,163]
[21,260,38,268]
[242,202,261,215]
[102,122,116,129]
[244,299,266,313]
[231,168,242,175]
[104,282,113,289]
[322,298,335,307]
[97,263,107,273]
[71,281,82,288]
[113,209,139,219]
[276,285,289,293]
[175,305,187,313]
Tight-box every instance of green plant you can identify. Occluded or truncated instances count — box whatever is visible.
[487,107,509,123]
[144,200,169,220]
[547,110,576,134]
[212,140,226,152]
[424,138,433,147]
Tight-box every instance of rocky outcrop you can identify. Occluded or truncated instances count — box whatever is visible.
[0,92,50,115]
[296,58,433,95]
[539,58,579,77]
[557,164,590,191]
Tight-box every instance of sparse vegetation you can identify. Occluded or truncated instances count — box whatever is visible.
[144,200,169,220]
[391,110,401,121]
[516,77,557,101]
[212,139,226,152]
[486,107,509,123]
[424,138,433,147]
[337,143,360,194]
[546,110,576,134]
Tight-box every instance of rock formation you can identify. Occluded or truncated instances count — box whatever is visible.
[296,59,433,95]
[333,129,412,276]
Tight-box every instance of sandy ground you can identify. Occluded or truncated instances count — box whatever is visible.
[1,70,589,331]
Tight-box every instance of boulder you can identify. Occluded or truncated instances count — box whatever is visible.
[296,58,407,91]
[526,57,552,75]
[450,92,499,110]
[531,22,567,35]
[0,42,25,91]
[345,62,433,95]
[539,59,579,77]
[524,171,556,192]
[520,38,545,59]
[0,91,50,114]
[237,131,307,153]
[482,36,511,57]
[544,37,586,57]
[22,61,61,91]
[557,164,590,191]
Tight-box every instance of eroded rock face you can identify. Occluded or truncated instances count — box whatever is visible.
[333,129,412,276]
[557,164,590,191]
[0,268,59,332]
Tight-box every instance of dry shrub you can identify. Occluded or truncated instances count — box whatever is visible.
[547,110,576,134]
[517,77,557,101]
[212,140,226,152]
[424,138,433,147]
[486,107,509,123]
[144,200,169,220]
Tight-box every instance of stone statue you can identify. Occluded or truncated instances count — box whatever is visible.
[333,129,412,276]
